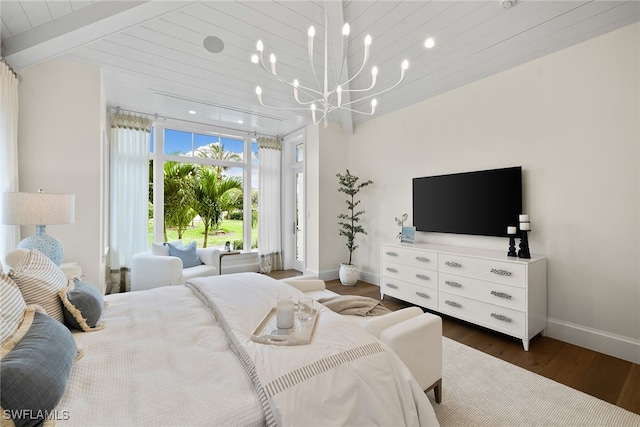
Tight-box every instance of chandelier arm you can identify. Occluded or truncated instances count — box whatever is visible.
[339,41,370,88]
[258,54,291,85]
[295,83,323,98]
[326,31,349,108]
[340,78,376,93]
[256,52,325,103]
[339,73,406,107]
[307,24,323,94]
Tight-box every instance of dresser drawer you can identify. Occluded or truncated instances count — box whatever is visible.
[439,254,525,287]
[381,277,437,310]
[382,261,437,290]
[438,291,525,336]
[381,245,437,271]
[439,272,526,311]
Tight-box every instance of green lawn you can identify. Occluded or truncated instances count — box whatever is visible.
[148,219,257,250]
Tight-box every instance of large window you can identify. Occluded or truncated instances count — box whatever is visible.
[149,122,259,251]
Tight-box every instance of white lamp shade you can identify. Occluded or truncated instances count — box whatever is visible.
[2,192,75,225]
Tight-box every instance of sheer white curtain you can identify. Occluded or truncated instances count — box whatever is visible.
[0,59,20,272]
[109,113,151,292]
[257,136,282,273]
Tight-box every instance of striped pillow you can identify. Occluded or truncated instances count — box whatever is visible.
[8,249,67,323]
[0,272,26,346]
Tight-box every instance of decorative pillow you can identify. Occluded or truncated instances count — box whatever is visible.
[59,278,105,332]
[7,249,67,323]
[1,306,77,427]
[166,241,202,268]
[151,240,182,256]
[0,272,26,346]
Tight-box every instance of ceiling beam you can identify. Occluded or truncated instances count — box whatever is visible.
[3,0,196,70]
[325,0,353,135]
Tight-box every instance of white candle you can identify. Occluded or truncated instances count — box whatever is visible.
[507,226,517,235]
[276,296,294,329]
[520,222,531,231]
[519,214,529,222]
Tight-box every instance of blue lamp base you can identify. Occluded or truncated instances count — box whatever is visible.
[17,225,64,266]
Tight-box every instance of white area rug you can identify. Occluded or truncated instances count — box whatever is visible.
[428,337,640,426]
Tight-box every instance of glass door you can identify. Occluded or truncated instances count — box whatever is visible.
[294,169,304,272]
[282,129,305,272]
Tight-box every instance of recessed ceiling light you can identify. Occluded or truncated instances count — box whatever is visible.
[424,38,435,49]
[238,120,244,124]
[203,36,225,54]
[188,110,196,115]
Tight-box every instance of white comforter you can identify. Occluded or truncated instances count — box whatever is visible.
[57,273,438,427]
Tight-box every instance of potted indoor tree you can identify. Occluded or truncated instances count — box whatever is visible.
[337,169,373,286]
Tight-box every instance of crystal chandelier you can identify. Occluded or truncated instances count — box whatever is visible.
[251,8,409,128]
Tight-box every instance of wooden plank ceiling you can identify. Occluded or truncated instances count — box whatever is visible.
[2,1,638,136]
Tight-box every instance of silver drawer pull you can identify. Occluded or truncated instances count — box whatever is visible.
[445,280,462,288]
[415,274,430,281]
[490,268,512,276]
[445,261,462,268]
[491,313,512,323]
[415,256,430,263]
[386,267,398,273]
[386,251,399,257]
[386,283,399,289]
[445,300,462,308]
[491,290,512,299]
[416,292,430,299]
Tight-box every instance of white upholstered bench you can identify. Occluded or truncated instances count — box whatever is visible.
[281,276,443,403]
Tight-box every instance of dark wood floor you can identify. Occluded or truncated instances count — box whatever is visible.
[269,270,640,415]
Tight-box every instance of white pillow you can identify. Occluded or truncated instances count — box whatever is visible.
[151,240,182,256]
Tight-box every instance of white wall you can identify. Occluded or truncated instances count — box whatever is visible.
[18,59,107,293]
[317,123,350,279]
[318,23,640,363]
[304,125,320,276]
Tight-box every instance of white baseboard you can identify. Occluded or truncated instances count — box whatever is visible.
[310,269,381,285]
[359,271,380,286]
[546,317,640,365]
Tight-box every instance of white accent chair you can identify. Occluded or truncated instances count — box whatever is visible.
[282,276,443,403]
[131,246,220,292]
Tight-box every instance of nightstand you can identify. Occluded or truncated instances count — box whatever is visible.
[60,262,82,279]
[219,250,241,275]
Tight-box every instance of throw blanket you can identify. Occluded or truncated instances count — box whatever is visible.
[318,295,392,316]
[187,273,438,427]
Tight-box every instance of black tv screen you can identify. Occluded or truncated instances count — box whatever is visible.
[413,166,522,237]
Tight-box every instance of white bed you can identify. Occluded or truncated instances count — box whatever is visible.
[57,272,439,426]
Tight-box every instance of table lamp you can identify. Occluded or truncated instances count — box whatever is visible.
[2,189,75,265]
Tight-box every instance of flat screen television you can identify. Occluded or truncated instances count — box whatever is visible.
[412,166,522,237]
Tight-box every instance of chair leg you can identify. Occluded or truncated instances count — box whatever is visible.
[425,378,442,403]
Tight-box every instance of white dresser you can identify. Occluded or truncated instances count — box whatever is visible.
[380,242,547,350]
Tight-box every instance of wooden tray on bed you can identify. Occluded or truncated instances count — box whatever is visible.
[251,305,318,346]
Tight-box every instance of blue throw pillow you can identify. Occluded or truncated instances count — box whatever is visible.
[166,241,203,268]
[1,308,77,427]
[59,278,105,332]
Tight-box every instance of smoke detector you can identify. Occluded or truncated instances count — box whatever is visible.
[502,0,515,9]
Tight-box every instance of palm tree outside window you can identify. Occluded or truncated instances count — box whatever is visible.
[149,125,259,251]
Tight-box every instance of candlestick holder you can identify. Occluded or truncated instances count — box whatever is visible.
[518,231,531,259]
[508,236,517,257]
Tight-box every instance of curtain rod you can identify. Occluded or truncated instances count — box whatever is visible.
[109,106,280,139]
[1,57,21,82]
